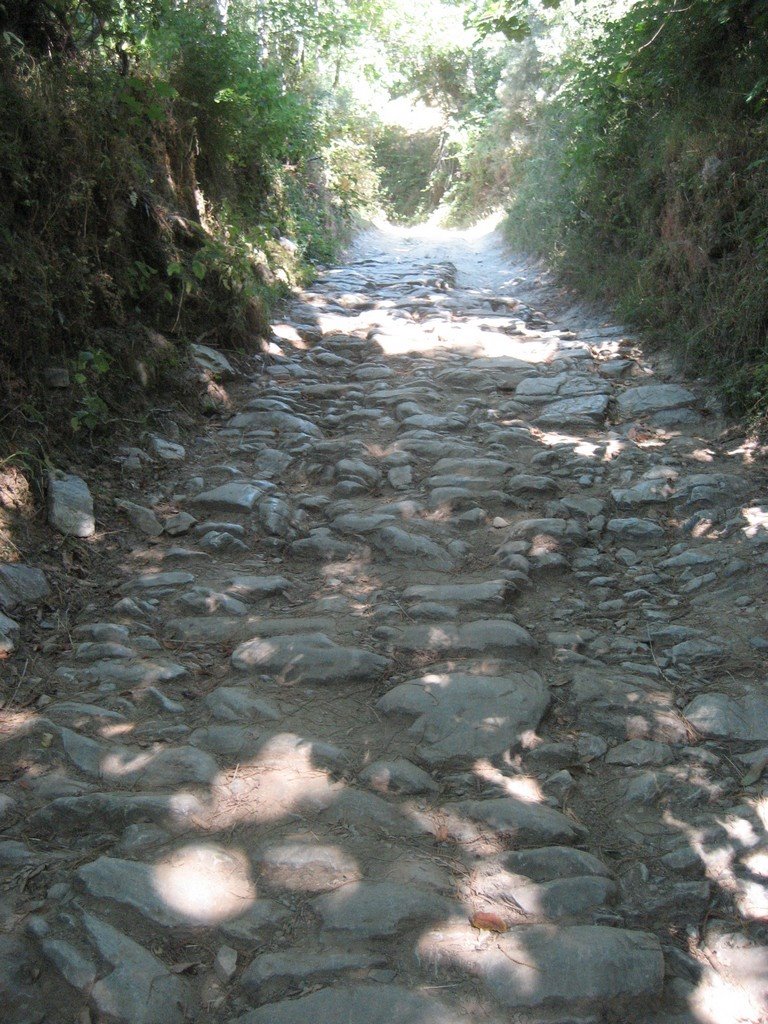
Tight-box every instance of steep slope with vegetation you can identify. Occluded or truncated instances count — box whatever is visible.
[2,0,768,448]
[0,0,380,450]
[436,0,768,418]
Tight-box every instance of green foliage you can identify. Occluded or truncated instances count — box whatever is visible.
[500,0,768,414]
[0,0,387,447]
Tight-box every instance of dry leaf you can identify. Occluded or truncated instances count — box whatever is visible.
[470,911,508,933]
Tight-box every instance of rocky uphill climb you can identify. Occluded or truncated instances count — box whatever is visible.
[1,223,767,1024]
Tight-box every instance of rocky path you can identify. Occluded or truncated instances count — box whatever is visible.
[2,223,768,1024]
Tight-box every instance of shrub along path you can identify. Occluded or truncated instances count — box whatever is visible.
[1,224,767,1024]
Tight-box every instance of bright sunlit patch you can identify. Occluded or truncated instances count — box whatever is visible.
[741,505,768,539]
[152,843,256,925]
[473,761,544,803]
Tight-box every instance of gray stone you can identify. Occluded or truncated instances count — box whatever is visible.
[505,846,611,882]
[177,587,248,616]
[256,842,361,892]
[373,526,454,568]
[149,435,185,461]
[472,867,615,919]
[231,632,390,684]
[204,687,280,723]
[37,936,98,991]
[125,570,194,591]
[199,530,248,553]
[684,692,768,741]
[418,924,663,1009]
[214,945,238,984]
[189,482,263,512]
[226,575,291,601]
[164,511,197,536]
[536,394,609,427]
[402,580,509,607]
[230,409,322,437]
[378,669,547,764]
[359,758,439,794]
[47,471,95,537]
[312,881,460,938]
[606,518,665,544]
[191,343,236,379]
[30,791,206,834]
[606,739,673,766]
[617,384,695,419]
[392,620,535,657]
[441,797,580,846]
[115,499,164,536]
[78,846,272,928]
[258,496,293,537]
[230,984,472,1024]
[81,658,187,687]
[0,563,50,611]
[82,913,189,1024]
[253,448,293,479]
[241,950,385,1002]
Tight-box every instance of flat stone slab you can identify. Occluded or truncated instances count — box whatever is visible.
[256,842,362,893]
[440,797,580,846]
[241,950,386,1003]
[231,632,390,684]
[190,342,236,379]
[417,924,663,1009]
[535,395,609,427]
[378,670,548,764]
[684,692,768,742]
[471,867,615,920]
[402,580,509,606]
[188,483,263,512]
[47,471,95,537]
[359,757,439,794]
[0,563,50,611]
[372,526,454,569]
[617,383,695,419]
[312,882,461,937]
[77,846,282,929]
[392,620,536,656]
[505,846,611,882]
[81,913,189,1024]
[230,984,473,1024]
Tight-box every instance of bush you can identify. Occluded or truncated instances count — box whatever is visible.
[503,0,768,415]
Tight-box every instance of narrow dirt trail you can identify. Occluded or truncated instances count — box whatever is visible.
[2,223,768,1024]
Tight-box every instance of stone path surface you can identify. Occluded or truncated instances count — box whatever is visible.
[2,222,768,1023]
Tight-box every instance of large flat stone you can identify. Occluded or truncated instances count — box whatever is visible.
[77,846,280,929]
[256,841,362,892]
[372,526,454,569]
[0,563,50,611]
[535,395,609,427]
[47,471,95,537]
[312,881,460,938]
[188,483,264,512]
[418,924,663,1010]
[231,632,390,684]
[377,669,548,764]
[392,620,535,656]
[82,913,189,1024]
[240,951,386,1003]
[684,693,768,742]
[441,797,580,846]
[617,384,695,419]
[230,984,473,1024]
[402,580,509,606]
